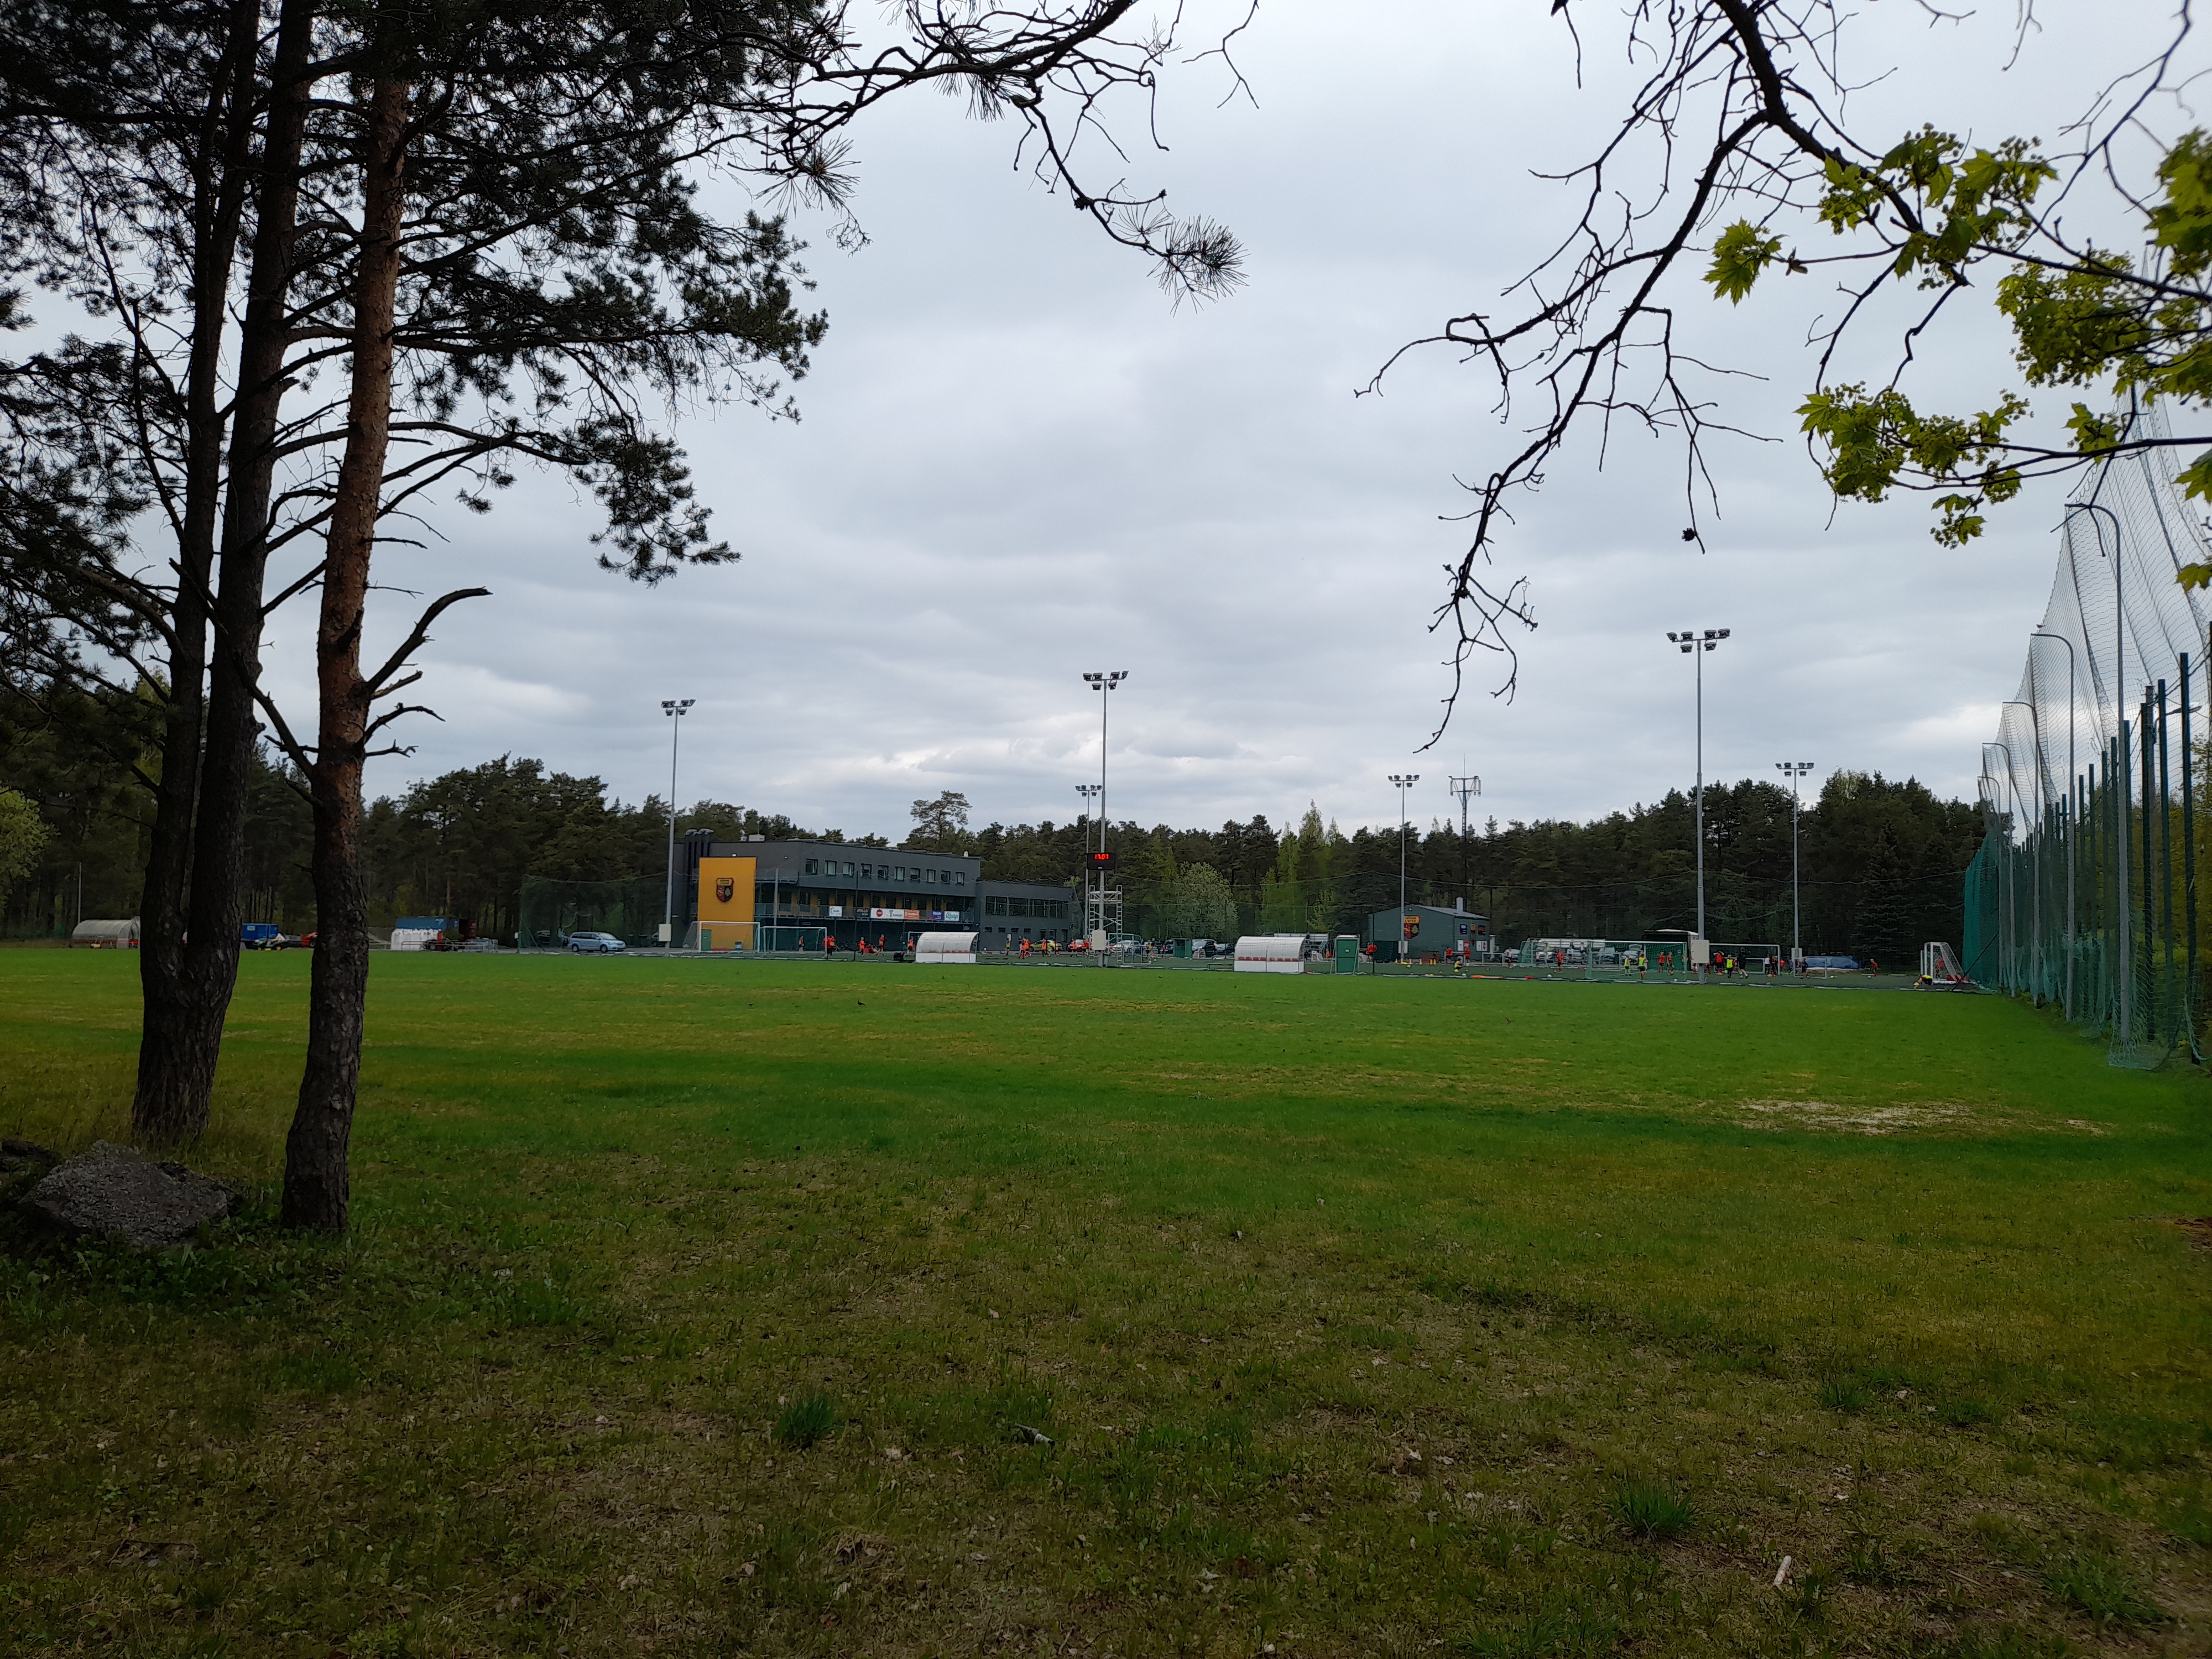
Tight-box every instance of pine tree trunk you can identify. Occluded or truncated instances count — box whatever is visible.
[283,71,410,1232]
[133,0,269,1142]
[133,0,316,1142]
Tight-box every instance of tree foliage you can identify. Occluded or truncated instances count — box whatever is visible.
[1383,0,2212,720]
[0,787,49,896]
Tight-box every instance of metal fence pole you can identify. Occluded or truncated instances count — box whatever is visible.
[2184,653,2201,1060]
[2132,703,2150,1044]
[2159,679,2176,1051]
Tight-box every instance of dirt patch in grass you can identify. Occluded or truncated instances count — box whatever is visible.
[1730,1098,2113,1137]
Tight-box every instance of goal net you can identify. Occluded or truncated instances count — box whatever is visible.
[516,877,663,951]
[754,925,828,953]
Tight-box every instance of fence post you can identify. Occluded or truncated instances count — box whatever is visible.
[2184,654,2201,1061]
[2141,697,2157,1044]
[2159,679,2176,1052]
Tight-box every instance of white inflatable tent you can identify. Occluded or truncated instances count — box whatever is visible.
[1234,935,1305,974]
[912,931,978,964]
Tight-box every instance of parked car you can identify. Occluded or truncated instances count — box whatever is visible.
[567,931,627,954]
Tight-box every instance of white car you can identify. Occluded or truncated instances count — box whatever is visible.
[566,931,626,954]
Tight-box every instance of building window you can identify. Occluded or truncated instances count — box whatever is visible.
[842,862,855,877]
[804,859,818,876]
[924,869,936,885]
[860,864,872,879]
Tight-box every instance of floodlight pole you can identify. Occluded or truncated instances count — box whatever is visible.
[2028,633,2077,1019]
[1389,773,1419,952]
[1773,761,1814,964]
[2067,501,2127,1044]
[660,698,694,950]
[1667,628,1730,971]
[1082,672,1127,945]
[1076,782,1101,948]
[2002,701,2047,998]
[1991,748,2026,995]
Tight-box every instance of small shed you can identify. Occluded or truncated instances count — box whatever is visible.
[70,918,140,948]
[912,931,978,964]
[1233,935,1306,974]
[1366,902,1486,962]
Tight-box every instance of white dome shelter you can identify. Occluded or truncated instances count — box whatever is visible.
[912,931,978,964]
[1234,935,1305,974]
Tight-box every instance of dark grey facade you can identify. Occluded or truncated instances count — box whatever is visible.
[683,836,981,949]
[977,879,1078,947]
[677,837,1079,950]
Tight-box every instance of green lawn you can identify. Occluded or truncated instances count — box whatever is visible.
[0,951,2206,1657]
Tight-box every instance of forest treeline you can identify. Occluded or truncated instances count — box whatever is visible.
[3,685,1981,956]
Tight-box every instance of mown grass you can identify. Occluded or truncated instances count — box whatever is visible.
[0,950,2206,1656]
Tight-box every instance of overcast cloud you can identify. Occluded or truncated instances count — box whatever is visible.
[251,0,2209,841]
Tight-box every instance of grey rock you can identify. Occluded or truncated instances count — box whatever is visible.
[19,1141,236,1249]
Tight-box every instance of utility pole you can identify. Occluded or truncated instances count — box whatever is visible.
[1449,774,1481,840]
[1773,760,1814,966]
[660,698,694,949]
[1082,672,1127,945]
[1389,773,1419,958]
[1451,771,1482,949]
[1666,629,1729,956]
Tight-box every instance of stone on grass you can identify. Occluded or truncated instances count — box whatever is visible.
[19,1141,236,1249]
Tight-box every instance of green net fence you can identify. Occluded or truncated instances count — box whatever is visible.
[515,877,665,951]
[1966,400,2207,1066]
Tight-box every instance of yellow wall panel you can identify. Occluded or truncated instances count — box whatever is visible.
[696,857,757,948]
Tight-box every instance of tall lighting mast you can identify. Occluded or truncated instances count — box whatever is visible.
[1389,773,1420,956]
[1081,672,1126,943]
[1076,782,1102,941]
[1665,628,1729,947]
[660,698,694,949]
[1773,760,1814,966]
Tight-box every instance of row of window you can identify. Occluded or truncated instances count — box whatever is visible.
[984,895,1070,920]
[763,887,967,919]
[800,858,967,888]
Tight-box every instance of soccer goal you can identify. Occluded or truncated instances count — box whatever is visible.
[1918,941,1971,988]
[1518,939,1700,979]
[755,925,828,954]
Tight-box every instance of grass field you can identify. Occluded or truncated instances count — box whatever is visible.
[0,951,2207,1658]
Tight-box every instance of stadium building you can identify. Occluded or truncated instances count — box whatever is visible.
[678,836,1077,951]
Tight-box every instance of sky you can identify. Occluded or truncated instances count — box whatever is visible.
[252,0,2212,842]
